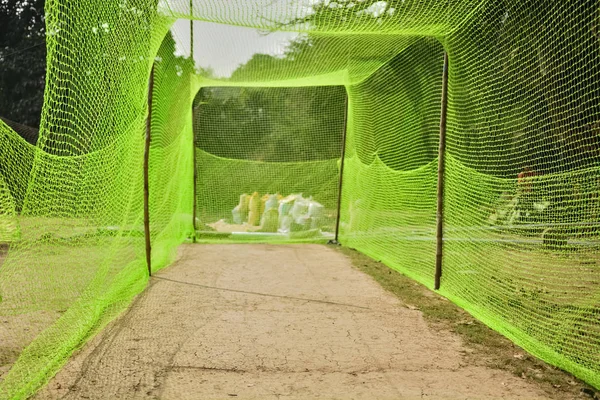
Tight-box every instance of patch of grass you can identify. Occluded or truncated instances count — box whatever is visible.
[338,246,599,400]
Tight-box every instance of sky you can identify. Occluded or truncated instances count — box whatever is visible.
[166,1,394,78]
[170,19,299,78]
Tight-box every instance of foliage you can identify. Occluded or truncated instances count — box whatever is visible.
[287,0,407,32]
[0,0,46,128]
[194,42,347,162]
[448,0,600,176]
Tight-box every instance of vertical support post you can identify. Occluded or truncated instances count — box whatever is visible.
[330,91,349,245]
[435,52,449,290]
[190,1,198,243]
[144,65,155,277]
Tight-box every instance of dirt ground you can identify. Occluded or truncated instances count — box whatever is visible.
[34,244,552,399]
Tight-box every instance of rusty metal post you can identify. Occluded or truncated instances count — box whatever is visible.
[144,65,155,276]
[329,91,349,245]
[435,52,449,290]
[191,1,198,243]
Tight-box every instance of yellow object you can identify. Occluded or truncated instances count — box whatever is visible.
[248,192,261,226]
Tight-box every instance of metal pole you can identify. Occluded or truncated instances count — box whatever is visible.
[144,64,155,277]
[434,52,449,290]
[191,1,198,243]
[330,91,349,245]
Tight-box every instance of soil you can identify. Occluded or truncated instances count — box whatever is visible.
[35,244,551,399]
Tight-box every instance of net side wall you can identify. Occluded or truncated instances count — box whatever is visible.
[340,38,444,288]
[340,1,600,388]
[439,1,600,386]
[0,3,189,398]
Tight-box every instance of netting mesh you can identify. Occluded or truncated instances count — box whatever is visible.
[341,36,444,286]
[192,86,345,241]
[1,0,600,398]
[440,1,600,384]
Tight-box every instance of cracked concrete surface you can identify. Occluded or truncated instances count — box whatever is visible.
[35,244,547,399]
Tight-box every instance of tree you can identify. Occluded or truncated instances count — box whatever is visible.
[194,40,347,163]
[0,0,46,128]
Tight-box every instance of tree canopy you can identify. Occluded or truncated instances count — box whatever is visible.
[0,0,46,129]
[193,83,347,162]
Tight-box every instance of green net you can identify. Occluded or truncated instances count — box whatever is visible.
[439,1,600,385]
[0,177,19,245]
[193,86,345,242]
[0,0,599,398]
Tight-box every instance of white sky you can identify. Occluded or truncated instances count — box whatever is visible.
[171,20,299,78]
